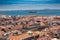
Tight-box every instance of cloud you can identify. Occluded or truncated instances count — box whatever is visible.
[0,4,60,11]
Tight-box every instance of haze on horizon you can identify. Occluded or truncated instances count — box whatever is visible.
[0,0,60,11]
[0,4,60,11]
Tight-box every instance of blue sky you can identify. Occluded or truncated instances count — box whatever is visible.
[0,0,60,4]
[0,0,60,11]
